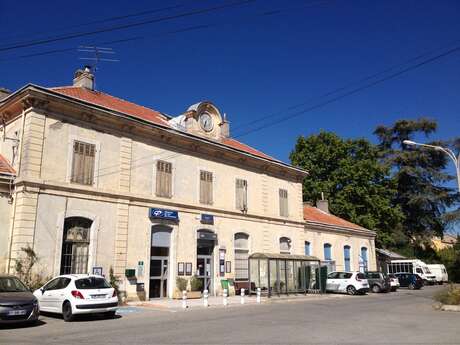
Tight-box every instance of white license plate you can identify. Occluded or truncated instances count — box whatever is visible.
[8,309,27,316]
[91,294,106,299]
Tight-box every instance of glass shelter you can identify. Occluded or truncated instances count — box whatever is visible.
[248,253,322,297]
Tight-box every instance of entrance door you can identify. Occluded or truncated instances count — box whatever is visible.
[149,257,168,298]
[197,255,212,292]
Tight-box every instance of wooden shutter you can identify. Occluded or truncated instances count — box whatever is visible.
[156,160,172,197]
[71,141,95,185]
[235,179,247,211]
[279,188,288,217]
[200,170,213,204]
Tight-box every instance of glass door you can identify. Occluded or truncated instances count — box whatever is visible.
[149,257,168,298]
[197,255,212,292]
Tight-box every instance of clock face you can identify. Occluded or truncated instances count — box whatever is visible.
[199,113,213,132]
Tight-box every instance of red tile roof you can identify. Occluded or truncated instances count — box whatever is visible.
[0,154,15,175]
[50,86,277,162]
[51,87,170,127]
[303,205,366,231]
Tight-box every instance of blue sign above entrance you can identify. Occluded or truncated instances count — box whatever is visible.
[201,214,214,224]
[149,208,179,221]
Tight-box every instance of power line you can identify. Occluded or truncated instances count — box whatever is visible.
[233,44,460,138]
[0,0,332,62]
[231,38,460,134]
[0,3,186,48]
[0,0,255,53]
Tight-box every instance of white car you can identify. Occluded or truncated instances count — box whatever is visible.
[34,274,118,322]
[326,271,369,295]
[388,273,400,291]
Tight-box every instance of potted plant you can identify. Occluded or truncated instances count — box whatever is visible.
[188,275,203,299]
[173,277,188,299]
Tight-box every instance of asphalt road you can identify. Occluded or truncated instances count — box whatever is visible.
[1,285,459,345]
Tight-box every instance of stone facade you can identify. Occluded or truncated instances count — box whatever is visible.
[0,71,376,300]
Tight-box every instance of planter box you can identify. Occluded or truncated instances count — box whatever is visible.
[441,304,460,312]
[172,290,202,299]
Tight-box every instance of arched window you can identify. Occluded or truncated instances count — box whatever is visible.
[344,245,351,272]
[360,247,368,272]
[60,217,92,274]
[323,243,332,261]
[279,237,291,254]
[234,233,249,281]
[304,241,311,256]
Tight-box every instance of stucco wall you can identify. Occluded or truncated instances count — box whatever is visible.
[0,195,11,273]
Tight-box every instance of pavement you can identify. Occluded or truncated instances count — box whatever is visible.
[1,285,459,345]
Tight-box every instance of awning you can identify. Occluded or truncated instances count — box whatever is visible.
[249,252,320,261]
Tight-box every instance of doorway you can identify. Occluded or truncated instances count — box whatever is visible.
[197,231,215,293]
[150,225,171,299]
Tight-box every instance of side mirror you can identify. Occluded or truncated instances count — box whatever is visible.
[40,288,45,294]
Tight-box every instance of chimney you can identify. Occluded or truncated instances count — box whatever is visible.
[0,87,11,101]
[317,192,329,213]
[220,113,230,138]
[73,66,94,90]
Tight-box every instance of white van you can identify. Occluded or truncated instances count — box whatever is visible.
[387,259,437,285]
[426,264,448,284]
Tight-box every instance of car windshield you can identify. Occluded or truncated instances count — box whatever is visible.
[75,277,111,289]
[0,277,29,292]
[424,267,431,274]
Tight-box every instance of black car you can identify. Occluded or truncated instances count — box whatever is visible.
[365,271,391,293]
[394,273,424,290]
[0,275,39,325]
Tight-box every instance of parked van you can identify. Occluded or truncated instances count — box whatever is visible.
[426,264,448,284]
[387,259,436,285]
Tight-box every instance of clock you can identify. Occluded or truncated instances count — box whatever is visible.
[199,112,213,132]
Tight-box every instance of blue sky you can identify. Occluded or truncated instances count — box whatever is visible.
[1,0,459,226]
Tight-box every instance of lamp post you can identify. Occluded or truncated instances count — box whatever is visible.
[403,140,460,192]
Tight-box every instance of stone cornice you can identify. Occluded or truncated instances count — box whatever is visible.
[306,221,376,238]
[14,178,306,228]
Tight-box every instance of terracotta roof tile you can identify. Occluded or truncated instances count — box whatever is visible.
[51,87,170,127]
[304,205,366,231]
[0,154,15,175]
[49,86,279,163]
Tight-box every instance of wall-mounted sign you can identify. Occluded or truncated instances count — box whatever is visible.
[178,262,185,276]
[201,214,214,224]
[92,266,103,276]
[137,261,144,277]
[149,208,179,221]
[185,262,192,276]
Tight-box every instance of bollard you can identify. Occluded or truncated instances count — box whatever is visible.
[223,288,228,307]
[240,288,245,304]
[182,290,187,309]
[256,287,261,303]
[203,289,209,307]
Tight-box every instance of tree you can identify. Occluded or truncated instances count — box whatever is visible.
[374,118,460,243]
[290,131,404,247]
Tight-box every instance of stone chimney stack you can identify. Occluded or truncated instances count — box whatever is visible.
[0,87,11,101]
[73,66,94,90]
[317,192,329,213]
[220,113,230,138]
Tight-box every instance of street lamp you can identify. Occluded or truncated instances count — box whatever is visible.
[403,140,460,192]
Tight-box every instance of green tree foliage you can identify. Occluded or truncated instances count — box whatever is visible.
[374,118,459,242]
[290,131,404,247]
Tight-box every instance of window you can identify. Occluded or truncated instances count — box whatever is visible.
[338,272,352,279]
[344,245,351,272]
[75,277,111,289]
[304,241,311,256]
[156,160,172,198]
[324,243,332,261]
[234,233,249,281]
[71,140,96,185]
[279,189,288,217]
[280,237,291,254]
[199,170,213,204]
[235,179,248,212]
[60,217,92,275]
[360,247,368,273]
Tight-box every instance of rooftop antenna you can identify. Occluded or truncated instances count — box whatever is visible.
[77,46,119,90]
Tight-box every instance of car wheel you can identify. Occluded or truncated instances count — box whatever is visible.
[372,285,381,293]
[104,311,116,319]
[346,285,356,295]
[62,302,74,322]
[408,283,415,290]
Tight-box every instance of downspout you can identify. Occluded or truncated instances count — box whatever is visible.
[6,107,26,273]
